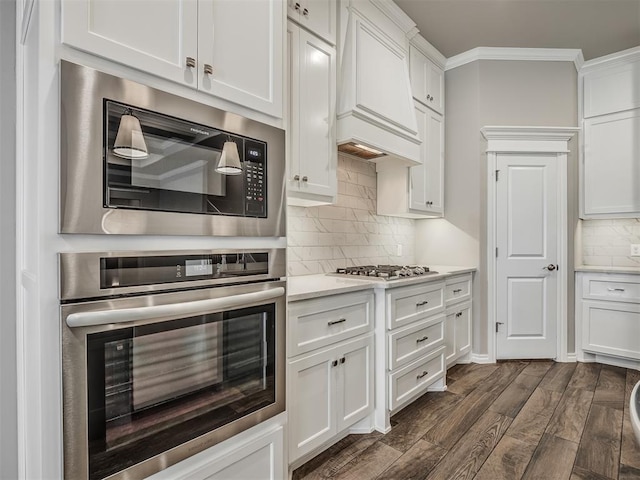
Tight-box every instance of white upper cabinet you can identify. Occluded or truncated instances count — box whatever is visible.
[287,0,336,45]
[580,47,640,218]
[287,22,337,205]
[62,0,283,118]
[409,103,444,215]
[61,0,199,87]
[409,44,444,115]
[583,58,640,118]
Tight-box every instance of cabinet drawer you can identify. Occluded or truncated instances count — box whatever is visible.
[288,291,374,357]
[445,274,472,306]
[389,346,445,411]
[388,314,444,370]
[387,282,444,330]
[583,274,640,304]
[582,300,640,360]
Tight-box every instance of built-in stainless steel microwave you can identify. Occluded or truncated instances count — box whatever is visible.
[60,61,285,236]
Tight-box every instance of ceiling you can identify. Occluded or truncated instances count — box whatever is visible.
[394,0,640,61]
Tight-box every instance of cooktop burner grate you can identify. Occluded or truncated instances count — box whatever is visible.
[333,265,436,280]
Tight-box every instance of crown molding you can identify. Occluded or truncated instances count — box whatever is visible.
[409,34,447,69]
[481,126,580,153]
[445,47,584,72]
[369,0,417,35]
[580,45,640,74]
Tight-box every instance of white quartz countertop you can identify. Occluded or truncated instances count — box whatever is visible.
[287,265,477,302]
[575,265,640,275]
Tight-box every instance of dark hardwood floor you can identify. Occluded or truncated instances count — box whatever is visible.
[292,361,640,480]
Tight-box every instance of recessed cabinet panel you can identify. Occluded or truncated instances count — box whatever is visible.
[337,337,373,431]
[455,304,472,357]
[583,300,640,360]
[388,282,445,329]
[389,347,445,411]
[409,103,428,211]
[444,311,456,365]
[354,20,417,136]
[388,315,445,370]
[62,0,198,86]
[409,45,444,115]
[584,110,640,216]
[288,0,336,45]
[584,60,640,118]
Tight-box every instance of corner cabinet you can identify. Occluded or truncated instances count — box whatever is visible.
[61,0,284,118]
[287,21,338,206]
[580,48,640,218]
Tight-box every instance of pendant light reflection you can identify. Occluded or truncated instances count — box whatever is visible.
[215,138,243,175]
[113,109,149,159]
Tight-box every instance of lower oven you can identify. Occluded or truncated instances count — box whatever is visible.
[59,249,286,480]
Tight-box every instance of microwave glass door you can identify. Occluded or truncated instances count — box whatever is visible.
[86,304,276,480]
[104,101,267,218]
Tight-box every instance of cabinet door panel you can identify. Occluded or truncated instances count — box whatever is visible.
[583,300,640,360]
[454,304,472,357]
[198,0,283,117]
[303,0,337,45]
[584,61,640,117]
[336,336,373,432]
[425,110,444,214]
[62,0,198,86]
[444,311,456,365]
[297,30,337,197]
[426,60,444,114]
[288,349,335,462]
[584,110,640,215]
[409,102,428,211]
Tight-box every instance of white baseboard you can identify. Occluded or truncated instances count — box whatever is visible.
[470,353,493,364]
[566,353,577,363]
[594,354,640,371]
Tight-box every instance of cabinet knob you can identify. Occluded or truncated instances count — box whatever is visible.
[303,7,309,16]
[302,176,308,182]
[185,57,196,68]
[340,357,345,364]
[204,64,213,75]
[331,359,338,367]
[293,175,300,181]
[294,2,300,10]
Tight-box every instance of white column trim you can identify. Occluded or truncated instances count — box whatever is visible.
[482,126,578,363]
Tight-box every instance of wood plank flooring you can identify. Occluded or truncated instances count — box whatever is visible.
[292,361,640,480]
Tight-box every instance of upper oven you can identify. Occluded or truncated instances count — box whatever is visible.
[59,61,285,236]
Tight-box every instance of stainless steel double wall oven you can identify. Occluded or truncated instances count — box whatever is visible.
[58,62,287,479]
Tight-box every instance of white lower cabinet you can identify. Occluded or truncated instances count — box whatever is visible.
[444,273,473,367]
[147,422,284,480]
[577,272,640,364]
[288,334,373,462]
[287,290,374,464]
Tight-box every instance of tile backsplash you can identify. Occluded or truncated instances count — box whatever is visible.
[287,155,415,276]
[581,218,640,267]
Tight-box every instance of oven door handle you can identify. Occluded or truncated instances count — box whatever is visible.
[65,286,285,328]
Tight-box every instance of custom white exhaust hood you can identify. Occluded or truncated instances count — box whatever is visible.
[336,0,421,167]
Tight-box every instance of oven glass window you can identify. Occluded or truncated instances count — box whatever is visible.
[86,304,276,480]
[104,100,267,218]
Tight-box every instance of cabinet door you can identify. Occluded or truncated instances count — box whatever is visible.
[584,60,640,118]
[582,300,640,360]
[336,336,374,432]
[454,304,472,358]
[294,29,337,198]
[426,59,444,115]
[410,105,443,216]
[62,0,198,87]
[198,0,283,118]
[288,348,336,462]
[583,109,640,216]
[288,0,336,45]
[444,311,456,366]
[409,45,444,115]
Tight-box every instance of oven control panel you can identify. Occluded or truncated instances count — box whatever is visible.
[244,140,266,217]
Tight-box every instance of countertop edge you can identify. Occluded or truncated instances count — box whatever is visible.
[575,265,640,275]
[287,266,477,302]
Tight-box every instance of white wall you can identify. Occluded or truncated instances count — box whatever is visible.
[0,0,18,478]
[416,59,578,357]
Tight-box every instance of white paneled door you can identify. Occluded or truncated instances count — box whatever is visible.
[496,155,558,359]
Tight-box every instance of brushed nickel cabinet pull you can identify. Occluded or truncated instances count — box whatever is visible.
[204,64,213,75]
[186,57,196,68]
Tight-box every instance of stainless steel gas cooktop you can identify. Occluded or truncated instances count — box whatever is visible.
[330,265,438,281]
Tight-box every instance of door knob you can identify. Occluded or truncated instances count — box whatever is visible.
[543,264,558,271]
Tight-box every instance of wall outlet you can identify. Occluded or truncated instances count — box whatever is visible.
[631,244,640,256]
[396,244,403,256]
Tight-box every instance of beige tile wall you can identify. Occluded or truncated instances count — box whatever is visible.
[581,218,640,267]
[287,155,415,276]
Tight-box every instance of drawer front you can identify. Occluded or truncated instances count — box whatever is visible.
[582,300,640,360]
[388,282,444,329]
[389,346,445,411]
[388,314,444,370]
[445,274,472,306]
[583,274,640,304]
[288,291,374,357]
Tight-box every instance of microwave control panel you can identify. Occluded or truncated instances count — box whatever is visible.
[244,140,266,217]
